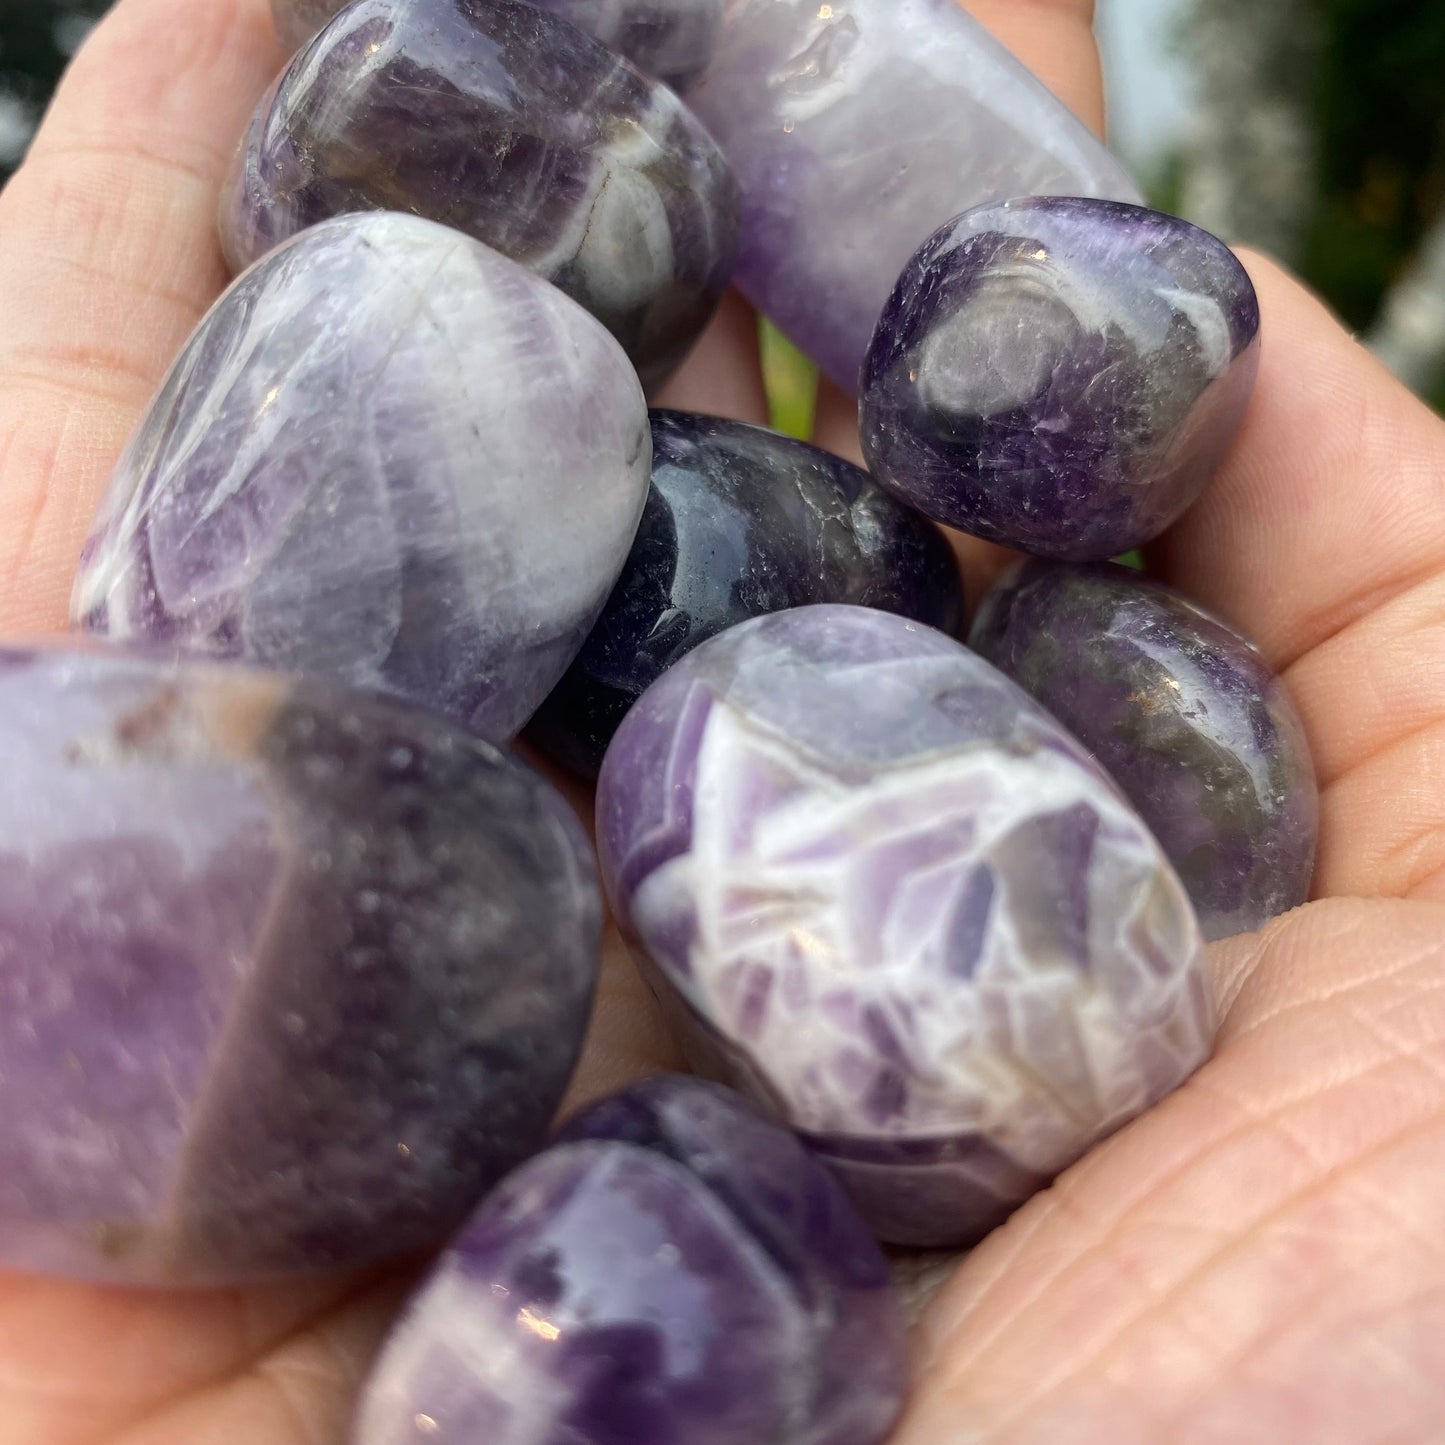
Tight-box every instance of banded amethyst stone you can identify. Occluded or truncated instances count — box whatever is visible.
[860,198,1261,560]
[527,410,964,777]
[272,0,724,89]
[971,561,1318,941]
[72,213,651,742]
[597,605,1214,1246]
[683,0,1140,391]
[227,0,740,390]
[353,1076,906,1445]
[0,644,600,1287]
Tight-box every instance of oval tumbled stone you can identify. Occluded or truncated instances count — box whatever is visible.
[860,198,1260,560]
[354,1076,906,1445]
[527,410,964,777]
[0,644,600,1286]
[272,0,724,89]
[597,605,1214,1247]
[227,0,740,390]
[72,212,651,742]
[971,560,1318,942]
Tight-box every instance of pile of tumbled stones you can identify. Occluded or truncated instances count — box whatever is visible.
[4,0,1318,1440]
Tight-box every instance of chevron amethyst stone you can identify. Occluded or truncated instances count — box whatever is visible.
[227,0,739,390]
[684,0,1140,391]
[597,606,1214,1247]
[971,561,1318,941]
[272,0,723,89]
[860,198,1261,560]
[527,410,964,778]
[0,644,600,1287]
[352,1076,906,1445]
[72,213,650,742]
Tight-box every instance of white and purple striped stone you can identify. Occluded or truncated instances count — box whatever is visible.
[597,605,1214,1246]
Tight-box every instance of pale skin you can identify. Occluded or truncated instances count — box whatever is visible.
[1,0,1444,1440]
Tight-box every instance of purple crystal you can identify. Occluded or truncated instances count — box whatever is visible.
[971,561,1318,942]
[526,409,964,778]
[352,1076,906,1445]
[683,0,1140,391]
[72,213,651,742]
[860,198,1261,560]
[227,0,740,390]
[0,643,601,1287]
[596,605,1214,1247]
[272,0,724,89]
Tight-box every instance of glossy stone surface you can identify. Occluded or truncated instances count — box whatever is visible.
[353,1076,906,1445]
[598,606,1214,1247]
[684,0,1140,391]
[971,561,1318,942]
[861,198,1261,560]
[272,0,724,89]
[528,410,964,777]
[0,644,601,1287]
[73,213,651,742]
[228,0,739,391]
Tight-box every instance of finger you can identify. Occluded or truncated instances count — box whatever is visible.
[0,0,284,636]
[1153,255,1445,900]
[811,0,1106,608]
[894,897,1445,1442]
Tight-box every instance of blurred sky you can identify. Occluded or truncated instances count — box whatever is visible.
[1098,0,1194,179]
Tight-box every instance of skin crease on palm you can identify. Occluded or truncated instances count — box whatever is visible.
[1,0,1444,1440]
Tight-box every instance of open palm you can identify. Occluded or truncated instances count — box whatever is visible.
[2,1,1443,1441]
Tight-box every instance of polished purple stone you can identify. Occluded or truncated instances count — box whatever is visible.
[971,561,1318,942]
[860,198,1261,560]
[684,0,1140,391]
[352,1076,906,1445]
[596,605,1214,1246]
[272,0,724,89]
[526,409,964,778]
[0,644,600,1287]
[227,0,739,390]
[72,213,651,742]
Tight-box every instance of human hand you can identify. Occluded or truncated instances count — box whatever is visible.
[1,0,1443,1441]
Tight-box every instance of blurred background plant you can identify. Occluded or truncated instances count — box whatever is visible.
[2,0,1442,416]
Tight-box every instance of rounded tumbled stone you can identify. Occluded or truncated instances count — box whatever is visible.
[971,560,1319,942]
[0,644,601,1287]
[527,410,964,777]
[229,0,740,390]
[72,212,651,743]
[352,1076,907,1445]
[271,0,724,90]
[596,605,1215,1247]
[860,198,1261,560]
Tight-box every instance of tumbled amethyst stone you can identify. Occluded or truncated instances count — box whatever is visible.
[860,198,1261,560]
[0,644,600,1287]
[684,0,1140,391]
[353,1075,906,1445]
[272,0,723,89]
[971,561,1318,942]
[597,605,1214,1247]
[527,410,964,777]
[72,213,650,742]
[227,0,740,390]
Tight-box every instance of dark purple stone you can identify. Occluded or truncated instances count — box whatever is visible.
[527,410,964,777]
[0,644,600,1286]
[351,1076,907,1444]
[596,605,1214,1246]
[226,0,740,390]
[971,560,1319,941]
[860,198,1260,560]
